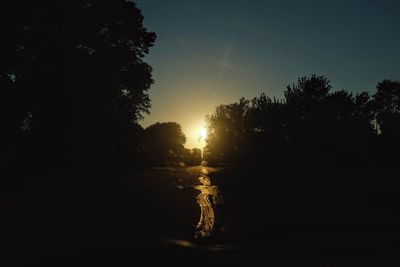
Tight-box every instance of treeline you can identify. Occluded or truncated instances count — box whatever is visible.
[93,121,202,169]
[204,75,400,173]
[4,116,201,176]
[204,76,400,235]
[0,1,201,178]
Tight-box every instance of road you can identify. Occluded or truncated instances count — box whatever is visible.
[4,165,400,266]
[121,165,223,240]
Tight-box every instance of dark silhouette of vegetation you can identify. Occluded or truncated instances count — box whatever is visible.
[142,122,202,166]
[374,79,400,137]
[204,74,397,170]
[184,148,202,166]
[1,0,156,175]
[1,3,204,266]
[143,122,186,166]
[2,1,400,265]
[204,75,400,247]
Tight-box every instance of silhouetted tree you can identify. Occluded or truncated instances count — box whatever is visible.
[204,98,250,166]
[285,75,331,112]
[372,79,400,168]
[203,76,400,245]
[284,75,331,131]
[0,1,156,172]
[205,75,379,168]
[247,93,287,142]
[143,122,186,166]
[374,79,400,137]
[183,148,202,166]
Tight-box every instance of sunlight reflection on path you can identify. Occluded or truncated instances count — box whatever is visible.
[194,167,223,238]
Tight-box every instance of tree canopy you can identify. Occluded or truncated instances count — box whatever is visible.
[374,79,400,136]
[204,75,396,168]
[1,1,156,171]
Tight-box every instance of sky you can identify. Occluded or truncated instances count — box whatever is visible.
[135,0,400,148]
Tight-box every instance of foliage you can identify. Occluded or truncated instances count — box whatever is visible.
[204,98,250,166]
[204,75,392,167]
[0,1,156,172]
[374,79,400,136]
[143,122,186,166]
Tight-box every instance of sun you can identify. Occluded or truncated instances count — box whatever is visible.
[199,127,207,141]
[186,119,208,149]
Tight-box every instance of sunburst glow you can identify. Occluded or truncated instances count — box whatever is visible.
[199,127,207,141]
[185,120,208,149]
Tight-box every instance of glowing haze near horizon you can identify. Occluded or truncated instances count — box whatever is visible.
[135,0,400,148]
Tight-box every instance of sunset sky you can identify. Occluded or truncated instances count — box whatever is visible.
[135,0,400,148]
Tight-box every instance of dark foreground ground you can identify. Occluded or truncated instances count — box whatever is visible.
[2,166,400,266]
